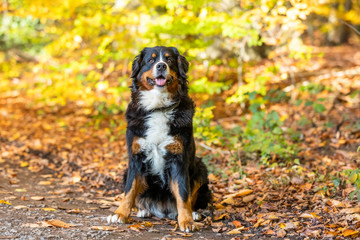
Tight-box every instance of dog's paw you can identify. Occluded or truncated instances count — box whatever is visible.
[179,219,199,232]
[192,211,201,221]
[137,209,152,218]
[107,214,128,224]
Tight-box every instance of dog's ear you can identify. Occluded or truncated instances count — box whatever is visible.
[130,48,147,79]
[130,48,149,90]
[177,54,189,80]
[170,47,189,80]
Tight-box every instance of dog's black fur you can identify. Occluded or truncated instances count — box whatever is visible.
[110,46,211,232]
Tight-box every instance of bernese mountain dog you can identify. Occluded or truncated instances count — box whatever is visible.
[107,46,211,232]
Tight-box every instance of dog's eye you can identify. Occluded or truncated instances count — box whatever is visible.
[167,58,172,63]
[149,59,154,63]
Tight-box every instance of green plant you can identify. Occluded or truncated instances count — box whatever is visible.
[343,169,360,201]
[193,106,222,146]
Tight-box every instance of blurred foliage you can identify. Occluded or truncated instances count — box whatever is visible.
[0,0,359,165]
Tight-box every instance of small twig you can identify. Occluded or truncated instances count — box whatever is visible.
[340,19,360,36]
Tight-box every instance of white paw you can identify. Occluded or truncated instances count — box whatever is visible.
[136,209,152,218]
[107,214,126,224]
[192,212,201,221]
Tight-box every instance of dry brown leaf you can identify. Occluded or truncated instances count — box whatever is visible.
[221,197,235,205]
[277,229,286,237]
[264,229,275,235]
[45,219,71,228]
[224,189,253,199]
[340,208,360,214]
[31,196,45,201]
[300,213,313,218]
[38,181,52,186]
[91,226,118,231]
[226,227,244,234]
[242,194,255,203]
[214,213,230,221]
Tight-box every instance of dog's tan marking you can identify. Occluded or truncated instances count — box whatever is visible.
[139,69,155,90]
[170,181,198,232]
[114,177,147,223]
[165,136,183,154]
[152,53,156,58]
[191,181,201,209]
[167,70,180,96]
[165,53,169,57]
[131,137,141,154]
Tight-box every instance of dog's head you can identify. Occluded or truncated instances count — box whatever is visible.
[130,46,189,98]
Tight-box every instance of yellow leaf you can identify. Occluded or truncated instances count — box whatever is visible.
[0,200,11,205]
[42,207,56,211]
[20,161,29,167]
[221,197,235,205]
[15,188,26,192]
[279,222,286,228]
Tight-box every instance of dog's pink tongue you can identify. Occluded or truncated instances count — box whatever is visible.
[155,78,166,86]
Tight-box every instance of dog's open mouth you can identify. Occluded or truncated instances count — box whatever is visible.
[147,76,172,87]
[155,77,166,86]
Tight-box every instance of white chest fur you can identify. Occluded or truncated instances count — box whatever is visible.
[137,111,174,179]
[137,87,175,180]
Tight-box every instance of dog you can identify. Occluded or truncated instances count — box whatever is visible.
[107,46,212,232]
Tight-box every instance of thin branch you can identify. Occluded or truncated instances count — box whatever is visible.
[340,19,360,36]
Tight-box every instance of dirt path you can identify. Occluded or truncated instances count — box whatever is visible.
[0,159,229,240]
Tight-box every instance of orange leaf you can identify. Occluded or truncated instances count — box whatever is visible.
[232,220,242,228]
[343,229,359,237]
[46,219,70,228]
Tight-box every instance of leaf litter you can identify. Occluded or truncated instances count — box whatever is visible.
[0,45,359,238]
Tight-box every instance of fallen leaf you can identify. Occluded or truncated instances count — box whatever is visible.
[214,213,230,221]
[91,226,118,231]
[42,207,56,211]
[38,181,52,186]
[13,205,27,209]
[226,227,244,234]
[341,208,360,214]
[15,188,26,192]
[31,196,45,201]
[232,220,242,228]
[0,200,11,205]
[242,194,255,203]
[46,219,70,228]
[214,203,225,210]
[284,222,297,230]
[66,209,80,214]
[221,197,235,205]
[277,229,286,237]
[343,229,359,237]
[264,229,275,235]
[300,213,313,218]
[291,176,304,185]
[224,189,253,199]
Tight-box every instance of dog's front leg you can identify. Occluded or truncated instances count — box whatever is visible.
[170,175,197,232]
[108,174,143,224]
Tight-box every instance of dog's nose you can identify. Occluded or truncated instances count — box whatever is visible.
[156,62,167,72]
